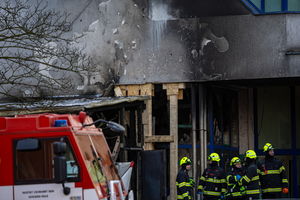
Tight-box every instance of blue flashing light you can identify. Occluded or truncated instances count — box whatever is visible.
[54,120,68,127]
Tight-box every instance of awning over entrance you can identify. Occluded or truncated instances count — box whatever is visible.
[0,96,149,116]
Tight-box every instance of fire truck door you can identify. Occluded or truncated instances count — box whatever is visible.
[13,138,83,200]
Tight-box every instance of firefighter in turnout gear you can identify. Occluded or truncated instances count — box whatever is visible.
[225,157,246,200]
[258,143,289,199]
[198,153,226,200]
[176,157,194,200]
[238,150,261,200]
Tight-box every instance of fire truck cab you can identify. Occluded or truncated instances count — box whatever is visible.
[0,112,130,200]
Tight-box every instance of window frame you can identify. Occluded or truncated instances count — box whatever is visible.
[241,0,300,14]
[14,137,81,185]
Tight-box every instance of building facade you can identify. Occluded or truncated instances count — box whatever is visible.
[0,0,299,199]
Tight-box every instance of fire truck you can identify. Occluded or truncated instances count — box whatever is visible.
[0,112,133,200]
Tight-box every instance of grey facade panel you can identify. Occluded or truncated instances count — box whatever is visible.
[195,15,289,81]
[118,19,199,84]
[119,14,300,84]
[286,15,300,77]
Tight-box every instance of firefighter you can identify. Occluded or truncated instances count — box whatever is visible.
[176,156,194,200]
[198,153,226,200]
[225,157,245,200]
[238,150,260,200]
[258,143,289,199]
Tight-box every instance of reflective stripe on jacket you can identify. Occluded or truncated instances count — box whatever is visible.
[239,163,261,198]
[226,167,246,198]
[258,157,289,194]
[198,165,226,198]
[176,169,193,200]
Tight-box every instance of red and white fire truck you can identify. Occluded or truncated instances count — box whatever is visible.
[0,112,133,200]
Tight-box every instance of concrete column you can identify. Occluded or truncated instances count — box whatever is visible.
[239,88,254,154]
[191,85,197,187]
[239,89,249,154]
[248,89,254,150]
[199,84,207,173]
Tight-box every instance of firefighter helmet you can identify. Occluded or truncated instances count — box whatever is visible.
[208,153,220,162]
[263,143,274,152]
[230,157,241,166]
[180,157,192,166]
[245,150,257,159]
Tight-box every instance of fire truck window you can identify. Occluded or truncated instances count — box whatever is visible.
[14,138,79,183]
[66,147,79,179]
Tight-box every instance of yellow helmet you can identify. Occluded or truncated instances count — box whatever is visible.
[263,143,274,152]
[180,157,192,166]
[230,157,241,166]
[245,150,257,159]
[208,153,220,162]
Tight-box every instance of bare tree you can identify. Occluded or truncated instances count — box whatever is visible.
[0,0,91,100]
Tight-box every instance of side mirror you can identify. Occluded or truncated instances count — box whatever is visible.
[53,141,66,155]
[106,121,125,133]
[83,119,125,133]
[54,155,66,182]
[53,141,70,195]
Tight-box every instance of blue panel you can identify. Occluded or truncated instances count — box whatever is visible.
[207,144,239,151]
[262,0,265,11]
[241,0,263,14]
[178,144,200,149]
[282,0,288,11]
[208,93,214,154]
[256,149,298,156]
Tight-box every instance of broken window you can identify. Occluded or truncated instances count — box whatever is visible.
[211,88,239,147]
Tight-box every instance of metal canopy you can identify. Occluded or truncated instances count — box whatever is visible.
[0,96,149,116]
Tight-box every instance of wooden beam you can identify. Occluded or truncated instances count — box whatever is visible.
[115,85,128,96]
[144,135,174,143]
[163,83,183,200]
[111,136,121,162]
[115,84,155,150]
[143,97,154,150]
[169,94,178,200]
[163,83,185,99]
[115,84,154,97]
[127,85,140,96]
[140,83,154,96]
[178,89,184,100]
[162,83,186,200]
[114,87,124,97]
